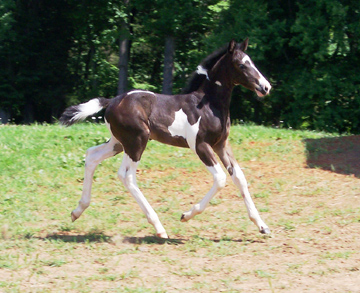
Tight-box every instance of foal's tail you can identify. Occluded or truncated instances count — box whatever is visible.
[59,97,111,126]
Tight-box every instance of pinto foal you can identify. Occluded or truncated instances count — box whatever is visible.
[60,39,272,238]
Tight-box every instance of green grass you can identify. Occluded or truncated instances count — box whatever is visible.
[1,123,359,292]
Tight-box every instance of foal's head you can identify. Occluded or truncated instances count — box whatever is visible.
[227,38,271,97]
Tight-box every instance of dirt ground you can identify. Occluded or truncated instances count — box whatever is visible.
[2,136,360,292]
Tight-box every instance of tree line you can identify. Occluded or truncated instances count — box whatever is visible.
[1,0,359,133]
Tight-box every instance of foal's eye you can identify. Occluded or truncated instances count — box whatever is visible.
[239,64,246,70]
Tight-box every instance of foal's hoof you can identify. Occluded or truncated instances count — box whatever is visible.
[71,211,78,222]
[260,227,271,234]
[156,232,169,239]
[180,213,187,222]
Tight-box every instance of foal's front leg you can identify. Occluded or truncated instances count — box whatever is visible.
[181,143,227,221]
[215,142,270,234]
[71,137,123,222]
[118,153,168,239]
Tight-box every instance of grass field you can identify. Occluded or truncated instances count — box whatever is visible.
[1,123,359,292]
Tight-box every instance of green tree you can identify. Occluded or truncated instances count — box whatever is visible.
[132,0,218,94]
[0,0,74,123]
[287,0,360,133]
[67,0,120,103]
[0,0,16,122]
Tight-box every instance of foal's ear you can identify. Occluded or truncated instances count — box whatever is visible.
[228,39,237,54]
[239,38,249,52]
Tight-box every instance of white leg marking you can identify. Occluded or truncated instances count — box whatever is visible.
[127,90,156,96]
[71,136,122,221]
[168,109,201,152]
[231,163,269,232]
[181,163,226,221]
[118,154,168,238]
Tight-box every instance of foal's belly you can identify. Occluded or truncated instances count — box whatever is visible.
[149,129,190,149]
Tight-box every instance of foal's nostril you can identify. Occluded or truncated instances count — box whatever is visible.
[264,86,269,92]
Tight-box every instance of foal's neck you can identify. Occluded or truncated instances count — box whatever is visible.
[200,58,234,115]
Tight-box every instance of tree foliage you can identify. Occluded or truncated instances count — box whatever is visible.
[0,0,359,133]
[0,0,74,122]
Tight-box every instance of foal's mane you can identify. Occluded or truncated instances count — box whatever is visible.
[181,45,228,94]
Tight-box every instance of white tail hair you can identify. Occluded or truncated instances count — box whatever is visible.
[60,97,110,126]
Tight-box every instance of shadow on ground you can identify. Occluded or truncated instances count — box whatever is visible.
[38,233,266,245]
[122,236,185,245]
[121,235,267,245]
[39,233,185,245]
[304,135,360,178]
[41,232,112,243]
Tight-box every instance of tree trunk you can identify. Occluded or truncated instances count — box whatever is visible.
[0,109,10,124]
[162,36,175,95]
[23,100,34,124]
[118,21,130,95]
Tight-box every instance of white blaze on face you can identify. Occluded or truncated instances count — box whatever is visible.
[242,55,271,97]
[168,109,201,151]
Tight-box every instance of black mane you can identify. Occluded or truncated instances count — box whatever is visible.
[181,45,228,94]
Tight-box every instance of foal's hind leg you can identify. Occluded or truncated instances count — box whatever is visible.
[71,137,123,222]
[215,141,270,234]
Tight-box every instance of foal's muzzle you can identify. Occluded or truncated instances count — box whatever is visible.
[255,80,272,97]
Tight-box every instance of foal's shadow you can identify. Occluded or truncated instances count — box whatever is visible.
[41,232,112,243]
[122,236,185,245]
[40,232,185,245]
[40,233,264,245]
[122,235,266,245]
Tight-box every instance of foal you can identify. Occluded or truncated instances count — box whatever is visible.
[60,39,272,238]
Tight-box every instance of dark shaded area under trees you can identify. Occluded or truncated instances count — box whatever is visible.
[0,0,359,134]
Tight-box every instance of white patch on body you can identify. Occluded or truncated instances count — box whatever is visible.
[127,90,156,96]
[215,81,222,86]
[72,98,103,122]
[168,109,201,151]
[196,65,210,81]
